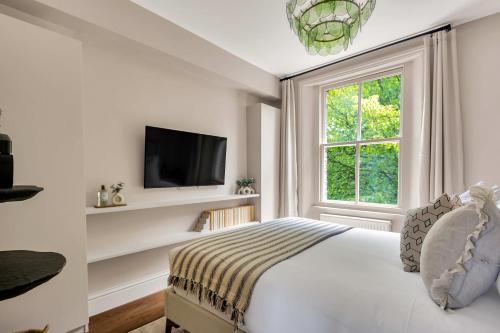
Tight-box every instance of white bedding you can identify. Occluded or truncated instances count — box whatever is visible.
[174,227,500,333]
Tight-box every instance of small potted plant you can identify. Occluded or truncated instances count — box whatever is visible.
[236,177,256,195]
[110,182,126,206]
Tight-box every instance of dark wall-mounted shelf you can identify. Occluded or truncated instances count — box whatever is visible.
[0,250,66,301]
[0,185,43,203]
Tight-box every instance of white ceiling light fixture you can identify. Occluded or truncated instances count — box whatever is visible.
[287,0,377,56]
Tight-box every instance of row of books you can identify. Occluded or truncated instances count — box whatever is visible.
[208,205,255,231]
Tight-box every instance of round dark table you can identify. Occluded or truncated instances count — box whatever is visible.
[0,250,66,301]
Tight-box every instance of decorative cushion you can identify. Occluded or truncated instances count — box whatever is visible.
[459,182,500,208]
[420,186,500,309]
[400,194,461,272]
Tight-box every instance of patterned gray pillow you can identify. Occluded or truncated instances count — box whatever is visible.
[400,194,461,272]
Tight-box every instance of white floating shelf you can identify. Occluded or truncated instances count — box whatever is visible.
[87,222,260,263]
[85,193,260,215]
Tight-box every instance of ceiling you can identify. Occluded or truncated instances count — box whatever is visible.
[130,0,500,77]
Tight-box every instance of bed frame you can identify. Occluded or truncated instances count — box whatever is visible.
[164,288,246,333]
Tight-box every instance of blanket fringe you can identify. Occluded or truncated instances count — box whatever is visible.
[169,275,245,331]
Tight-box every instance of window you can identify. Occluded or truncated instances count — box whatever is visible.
[321,72,402,206]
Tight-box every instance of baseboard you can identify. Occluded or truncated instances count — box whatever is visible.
[67,324,87,333]
[88,270,169,316]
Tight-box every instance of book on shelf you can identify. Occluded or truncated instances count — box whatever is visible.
[193,205,255,232]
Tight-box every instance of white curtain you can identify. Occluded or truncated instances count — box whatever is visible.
[279,79,299,217]
[419,30,465,204]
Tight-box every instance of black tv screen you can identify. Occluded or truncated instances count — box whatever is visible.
[144,126,227,188]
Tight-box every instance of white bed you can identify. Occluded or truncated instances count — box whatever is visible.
[171,227,500,333]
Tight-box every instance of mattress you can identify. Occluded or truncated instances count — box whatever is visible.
[172,227,500,333]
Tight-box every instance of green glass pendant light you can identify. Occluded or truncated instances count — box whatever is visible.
[287,0,377,56]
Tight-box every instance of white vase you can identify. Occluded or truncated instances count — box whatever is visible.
[238,186,255,195]
[112,193,126,205]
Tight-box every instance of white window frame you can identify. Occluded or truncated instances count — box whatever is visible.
[319,68,404,208]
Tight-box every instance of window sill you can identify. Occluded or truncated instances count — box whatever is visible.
[314,201,404,215]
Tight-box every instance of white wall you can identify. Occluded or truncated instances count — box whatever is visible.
[0,0,279,325]
[82,37,249,204]
[456,13,500,187]
[247,104,280,222]
[0,0,280,99]
[82,33,266,313]
[0,12,87,333]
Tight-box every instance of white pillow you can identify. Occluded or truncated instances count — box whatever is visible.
[458,181,484,204]
[459,182,500,209]
[421,186,500,309]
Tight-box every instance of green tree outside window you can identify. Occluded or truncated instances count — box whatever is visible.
[324,73,401,205]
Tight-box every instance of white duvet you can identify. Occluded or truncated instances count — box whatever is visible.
[175,228,500,333]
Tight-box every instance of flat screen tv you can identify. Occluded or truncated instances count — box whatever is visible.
[144,126,227,188]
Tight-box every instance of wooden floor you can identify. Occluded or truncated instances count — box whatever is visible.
[89,291,165,333]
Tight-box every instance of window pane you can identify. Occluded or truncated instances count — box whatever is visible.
[326,85,358,143]
[361,75,401,140]
[359,143,399,204]
[325,146,356,201]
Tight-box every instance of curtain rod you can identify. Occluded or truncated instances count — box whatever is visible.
[280,23,452,82]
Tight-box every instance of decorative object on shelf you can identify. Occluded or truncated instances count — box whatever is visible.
[93,182,127,208]
[193,211,211,232]
[96,184,109,207]
[0,109,43,203]
[286,0,377,56]
[0,133,13,188]
[237,177,256,195]
[111,181,126,206]
[0,108,14,189]
[0,250,66,301]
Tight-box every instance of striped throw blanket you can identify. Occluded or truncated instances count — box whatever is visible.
[168,217,352,328]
